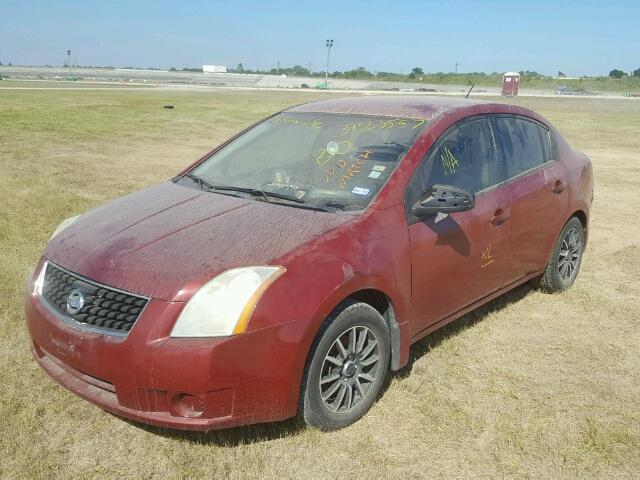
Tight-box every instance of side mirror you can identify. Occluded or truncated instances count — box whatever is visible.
[412,184,475,218]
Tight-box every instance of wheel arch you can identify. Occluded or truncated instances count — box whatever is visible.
[302,286,405,378]
[543,211,588,274]
[347,289,402,371]
[569,209,589,246]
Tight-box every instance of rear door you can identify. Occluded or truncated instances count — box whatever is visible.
[491,115,568,285]
[406,116,510,336]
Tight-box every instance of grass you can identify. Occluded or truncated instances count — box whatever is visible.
[1,87,639,478]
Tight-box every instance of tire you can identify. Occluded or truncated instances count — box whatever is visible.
[300,300,390,430]
[539,216,585,292]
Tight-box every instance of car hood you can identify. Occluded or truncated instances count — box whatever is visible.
[45,182,354,301]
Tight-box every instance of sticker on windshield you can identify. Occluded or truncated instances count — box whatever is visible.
[368,171,382,179]
[372,165,386,172]
[326,141,340,156]
[352,187,370,196]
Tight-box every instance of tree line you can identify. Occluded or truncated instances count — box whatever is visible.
[2,61,639,83]
[609,68,640,79]
[226,63,640,83]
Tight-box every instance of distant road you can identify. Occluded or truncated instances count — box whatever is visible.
[0,65,508,94]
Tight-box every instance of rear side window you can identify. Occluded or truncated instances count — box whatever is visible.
[494,117,546,178]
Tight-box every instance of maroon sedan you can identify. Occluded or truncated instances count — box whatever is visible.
[25,96,593,431]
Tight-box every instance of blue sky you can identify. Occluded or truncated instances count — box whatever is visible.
[1,0,638,76]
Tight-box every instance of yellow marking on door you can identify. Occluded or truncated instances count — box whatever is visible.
[481,243,494,268]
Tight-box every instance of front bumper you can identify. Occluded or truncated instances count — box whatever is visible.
[25,270,308,431]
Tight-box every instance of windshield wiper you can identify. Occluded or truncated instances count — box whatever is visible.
[323,202,358,211]
[383,141,409,150]
[210,185,306,204]
[184,173,215,191]
[181,176,347,212]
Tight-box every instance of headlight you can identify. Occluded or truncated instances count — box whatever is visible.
[50,215,80,241]
[170,266,285,338]
[32,261,48,296]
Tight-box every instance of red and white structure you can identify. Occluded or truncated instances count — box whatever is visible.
[502,72,520,96]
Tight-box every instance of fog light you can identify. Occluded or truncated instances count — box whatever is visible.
[170,393,205,418]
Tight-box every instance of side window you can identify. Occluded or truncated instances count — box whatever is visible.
[424,118,500,194]
[405,117,500,223]
[494,117,545,178]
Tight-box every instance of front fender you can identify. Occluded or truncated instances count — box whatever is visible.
[245,204,413,413]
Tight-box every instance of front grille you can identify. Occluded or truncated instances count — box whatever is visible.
[41,262,148,334]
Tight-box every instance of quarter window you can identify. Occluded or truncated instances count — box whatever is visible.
[494,117,546,178]
[538,125,553,162]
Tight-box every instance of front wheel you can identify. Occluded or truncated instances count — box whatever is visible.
[539,216,585,292]
[300,300,390,430]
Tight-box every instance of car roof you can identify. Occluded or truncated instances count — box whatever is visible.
[287,95,494,121]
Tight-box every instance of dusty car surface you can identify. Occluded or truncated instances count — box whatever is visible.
[25,96,593,431]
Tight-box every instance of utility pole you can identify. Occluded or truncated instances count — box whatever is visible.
[455,62,459,75]
[325,39,333,88]
[67,50,72,78]
[308,60,312,75]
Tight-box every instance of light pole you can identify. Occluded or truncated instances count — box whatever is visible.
[67,50,72,78]
[325,39,333,88]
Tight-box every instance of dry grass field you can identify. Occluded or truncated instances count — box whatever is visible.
[1,86,639,478]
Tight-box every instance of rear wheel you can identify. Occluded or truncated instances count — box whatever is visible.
[300,300,390,430]
[539,217,585,292]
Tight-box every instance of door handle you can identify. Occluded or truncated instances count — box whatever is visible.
[490,208,510,226]
[551,180,567,194]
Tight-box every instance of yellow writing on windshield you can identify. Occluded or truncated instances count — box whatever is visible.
[312,141,353,166]
[273,117,323,128]
[338,158,366,189]
[339,118,426,137]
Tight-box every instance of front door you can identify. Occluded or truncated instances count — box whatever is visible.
[406,116,510,337]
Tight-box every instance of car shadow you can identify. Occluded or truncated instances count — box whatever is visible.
[389,280,535,382]
[425,214,471,257]
[120,414,308,446]
[124,280,536,445]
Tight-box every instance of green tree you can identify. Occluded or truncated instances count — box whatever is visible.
[342,67,374,79]
[408,67,424,79]
[519,70,544,80]
[609,69,625,79]
[290,65,310,76]
[632,68,640,77]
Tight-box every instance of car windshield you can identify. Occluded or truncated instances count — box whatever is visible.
[181,112,427,211]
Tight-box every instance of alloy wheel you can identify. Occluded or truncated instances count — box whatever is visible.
[558,227,581,280]
[319,326,380,413]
